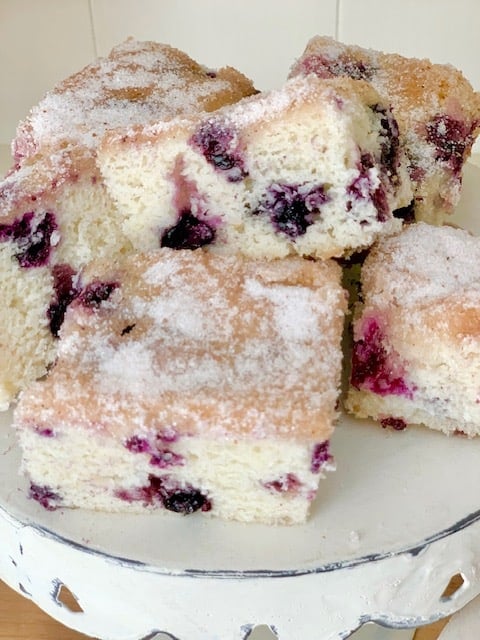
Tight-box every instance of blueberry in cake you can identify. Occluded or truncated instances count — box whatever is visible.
[345,222,480,436]
[290,36,480,224]
[14,249,346,524]
[98,74,412,260]
[0,39,257,409]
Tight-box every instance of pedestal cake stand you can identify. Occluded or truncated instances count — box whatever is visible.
[1,164,480,640]
[3,409,480,640]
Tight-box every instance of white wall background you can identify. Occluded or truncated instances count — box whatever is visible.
[1,0,479,146]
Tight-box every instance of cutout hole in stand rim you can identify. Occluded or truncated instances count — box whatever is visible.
[440,573,466,602]
[52,580,84,613]
[244,624,278,639]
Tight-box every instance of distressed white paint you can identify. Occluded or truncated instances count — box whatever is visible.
[2,500,478,640]
[0,162,480,639]
[5,215,480,639]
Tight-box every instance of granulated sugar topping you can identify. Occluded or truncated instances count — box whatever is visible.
[13,39,255,157]
[47,250,345,438]
[365,223,480,307]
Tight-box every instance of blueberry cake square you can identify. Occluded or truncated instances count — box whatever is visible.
[346,222,480,436]
[0,39,256,409]
[14,249,347,524]
[98,74,412,260]
[290,36,480,224]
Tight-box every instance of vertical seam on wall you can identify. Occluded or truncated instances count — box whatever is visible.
[335,0,341,39]
[88,0,98,58]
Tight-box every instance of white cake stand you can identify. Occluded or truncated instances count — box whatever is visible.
[1,163,480,640]
[3,409,480,640]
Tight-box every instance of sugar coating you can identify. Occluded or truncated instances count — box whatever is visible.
[14,249,346,524]
[361,223,480,308]
[0,40,256,408]
[99,75,412,260]
[290,35,480,224]
[346,223,480,436]
[35,249,346,439]
[12,38,256,164]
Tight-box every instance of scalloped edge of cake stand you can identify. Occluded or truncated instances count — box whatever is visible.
[3,503,480,640]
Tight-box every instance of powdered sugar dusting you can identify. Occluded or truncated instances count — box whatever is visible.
[245,278,325,343]
[46,251,345,439]
[143,258,185,284]
[12,39,254,161]
[98,341,157,395]
[221,75,340,130]
[366,223,480,307]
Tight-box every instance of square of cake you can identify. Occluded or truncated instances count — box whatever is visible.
[345,222,480,436]
[0,39,256,410]
[98,74,412,261]
[290,36,480,224]
[14,249,347,525]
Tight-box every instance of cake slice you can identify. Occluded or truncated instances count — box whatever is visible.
[98,75,412,260]
[13,249,346,525]
[290,36,480,224]
[11,37,255,168]
[0,39,256,410]
[345,223,480,436]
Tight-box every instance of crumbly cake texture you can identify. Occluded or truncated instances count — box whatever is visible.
[290,35,480,224]
[345,223,480,436]
[0,39,256,410]
[98,75,412,260]
[14,250,347,525]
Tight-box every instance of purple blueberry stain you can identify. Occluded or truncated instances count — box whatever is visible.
[116,475,211,514]
[29,483,62,511]
[160,211,216,250]
[115,486,150,503]
[255,183,329,238]
[371,104,401,180]
[149,450,184,469]
[125,429,179,454]
[190,120,247,182]
[380,416,407,431]
[125,432,183,468]
[351,316,415,398]
[78,281,119,308]
[311,441,333,473]
[34,426,56,438]
[426,114,476,176]
[0,211,58,268]
[125,435,151,454]
[299,54,377,81]
[264,473,302,494]
[47,263,79,337]
[347,153,389,222]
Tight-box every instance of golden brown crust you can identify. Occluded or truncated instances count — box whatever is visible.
[56,40,255,113]
[12,39,256,164]
[291,35,480,127]
[359,223,480,344]
[17,251,346,442]
[290,36,480,221]
[100,75,385,152]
